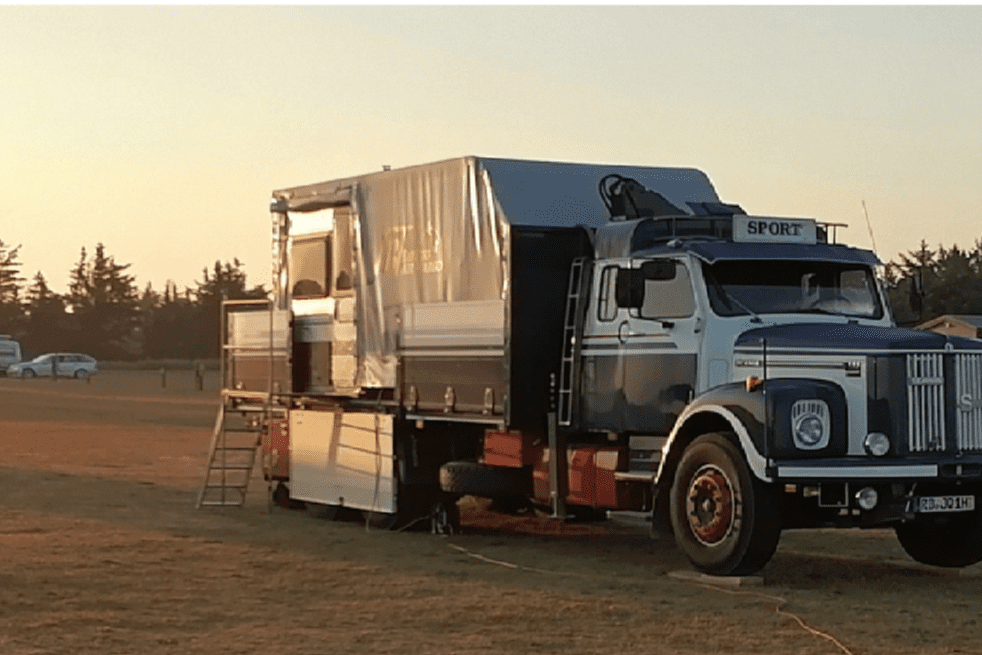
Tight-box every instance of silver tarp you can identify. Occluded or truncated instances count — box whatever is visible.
[272,157,720,389]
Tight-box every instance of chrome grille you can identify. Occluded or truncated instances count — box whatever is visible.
[907,353,946,452]
[955,353,982,451]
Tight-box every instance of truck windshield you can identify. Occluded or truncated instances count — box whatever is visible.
[703,260,883,319]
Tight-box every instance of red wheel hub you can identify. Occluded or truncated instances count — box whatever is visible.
[686,466,734,545]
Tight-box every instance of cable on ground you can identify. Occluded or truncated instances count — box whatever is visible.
[447,540,855,655]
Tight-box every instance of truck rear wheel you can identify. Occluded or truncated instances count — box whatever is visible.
[670,432,780,576]
[895,507,982,567]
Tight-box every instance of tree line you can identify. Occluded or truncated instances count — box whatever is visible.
[0,239,265,361]
[883,240,982,326]
[1,235,981,362]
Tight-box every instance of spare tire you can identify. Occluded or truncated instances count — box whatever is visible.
[439,461,530,498]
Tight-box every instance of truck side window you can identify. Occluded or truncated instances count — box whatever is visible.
[640,261,695,319]
[598,266,619,322]
[291,235,331,298]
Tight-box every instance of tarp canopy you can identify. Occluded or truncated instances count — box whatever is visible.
[272,157,721,388]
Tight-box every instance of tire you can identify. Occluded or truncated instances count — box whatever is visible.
[670,432,781,576]
[305,502,349,521]
[439,461,530,498]
[272,482,305,510]
[360,509,399,530]
[895,503,982,568]
[74,369,89,380]
[22,369,36,379]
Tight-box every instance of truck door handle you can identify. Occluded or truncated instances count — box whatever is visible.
[618,321,630,343]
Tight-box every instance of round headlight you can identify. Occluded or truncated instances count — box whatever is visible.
[791,399,830,450]
[794,416,825,446]
[864,432,891,457]
[856,486,879,510]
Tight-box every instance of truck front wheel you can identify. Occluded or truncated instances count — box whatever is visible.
[895,507,982,568]
[670,432,781,576]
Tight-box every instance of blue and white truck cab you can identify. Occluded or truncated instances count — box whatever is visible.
[584,192,982,575]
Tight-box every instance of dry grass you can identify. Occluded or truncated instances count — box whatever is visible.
[1,372,981,654]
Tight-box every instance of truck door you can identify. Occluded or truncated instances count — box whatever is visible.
[580,261,629,432]
[621,258,699,434]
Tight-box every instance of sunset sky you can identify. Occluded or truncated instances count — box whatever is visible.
[2,5,981,294]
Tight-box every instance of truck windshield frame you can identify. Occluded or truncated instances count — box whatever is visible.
[703,260,884,319]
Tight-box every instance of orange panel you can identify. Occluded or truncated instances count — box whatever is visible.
[566,446,597,506]
[484,430,533,468]
[262,418,290,480]
[531,445,643,510]
[593,447,626,507]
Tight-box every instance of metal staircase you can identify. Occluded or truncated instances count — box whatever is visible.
[196,395,278,508]
[558,257,592,427]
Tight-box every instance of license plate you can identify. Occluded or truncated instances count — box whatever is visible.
[916,495,976,513]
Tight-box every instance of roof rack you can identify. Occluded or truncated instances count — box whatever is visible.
[628,215,842,252]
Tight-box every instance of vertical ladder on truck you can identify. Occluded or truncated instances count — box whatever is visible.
[196,394,268,508]
[558,257,590,427]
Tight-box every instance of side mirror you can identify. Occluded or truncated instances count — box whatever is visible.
[641,260,677,281]
[616,261,677,308]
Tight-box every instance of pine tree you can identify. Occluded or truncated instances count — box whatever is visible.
[65,244,140,359]
[23,271,67,356]
[0,239,25,336]
[191,260,267,358]
[141,279,198,359]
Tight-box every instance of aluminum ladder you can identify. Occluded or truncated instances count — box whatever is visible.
[557,257,591,427]
[196,394,270,508]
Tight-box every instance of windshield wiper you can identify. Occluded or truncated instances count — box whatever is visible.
[705,273,763,323]
[725,292,763,323]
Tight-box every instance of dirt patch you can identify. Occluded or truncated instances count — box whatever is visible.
[2,372,981,654]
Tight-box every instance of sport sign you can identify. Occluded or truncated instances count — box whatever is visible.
[733,216,818,245]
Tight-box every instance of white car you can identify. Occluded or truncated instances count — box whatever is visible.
[7,353,99,379]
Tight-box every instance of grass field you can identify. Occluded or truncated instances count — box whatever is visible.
[1,371,981,655]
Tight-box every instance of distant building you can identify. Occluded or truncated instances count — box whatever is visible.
[917,314,982,340]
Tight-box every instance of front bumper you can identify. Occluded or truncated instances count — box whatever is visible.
[773,455,982,482]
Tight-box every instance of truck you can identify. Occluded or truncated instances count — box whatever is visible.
[211,156,982,576]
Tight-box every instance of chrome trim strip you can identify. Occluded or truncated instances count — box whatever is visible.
[776,464,938,478]
[734,359,862,371]
[404,413,505,427]
[399,349,505,358]
[735,347,982,356]
[614,471,656,482]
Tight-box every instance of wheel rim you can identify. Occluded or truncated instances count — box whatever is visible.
[686,464,735,546]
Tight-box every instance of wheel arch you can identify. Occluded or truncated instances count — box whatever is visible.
[655,396,772,497]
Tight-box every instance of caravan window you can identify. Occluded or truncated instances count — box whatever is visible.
[291,236,331,298]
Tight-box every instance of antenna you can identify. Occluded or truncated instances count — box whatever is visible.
[862,200,878,255]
